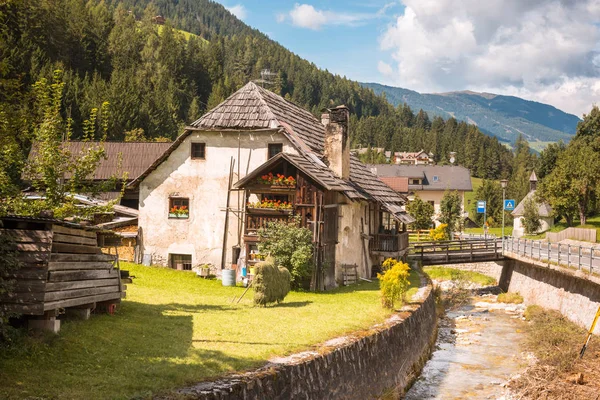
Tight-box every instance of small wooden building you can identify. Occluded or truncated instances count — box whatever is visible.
[1,216,124,331]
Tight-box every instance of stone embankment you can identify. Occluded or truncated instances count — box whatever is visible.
[165,270,437,400]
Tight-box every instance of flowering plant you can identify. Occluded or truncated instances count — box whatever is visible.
[169,205,189,217]
[247,199,293,210]
[257,172,296,187]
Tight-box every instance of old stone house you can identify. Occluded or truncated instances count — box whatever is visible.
[130,82,413,287]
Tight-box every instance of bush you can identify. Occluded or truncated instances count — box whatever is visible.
[428,224,449,241]
[497,292,524,304]
[377,259,411,309]
[253,257,291,306]
[257,217,313,289]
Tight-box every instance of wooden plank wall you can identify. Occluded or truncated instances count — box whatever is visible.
[0,228,52,315]
[45,225,122,312]
[1,223,124,315]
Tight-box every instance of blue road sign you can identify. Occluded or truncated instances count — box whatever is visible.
[477,200,486,213]
[504,199,516,211]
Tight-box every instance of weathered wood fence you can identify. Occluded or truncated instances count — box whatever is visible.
[545,227,597,243]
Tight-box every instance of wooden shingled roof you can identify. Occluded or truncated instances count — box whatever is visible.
[131,81,410,218]
[28,141,172,181]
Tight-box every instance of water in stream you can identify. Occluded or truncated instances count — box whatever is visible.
[405,289,529,400]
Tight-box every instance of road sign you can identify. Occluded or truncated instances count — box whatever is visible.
[477,200,486,213]
[504,199,516,211]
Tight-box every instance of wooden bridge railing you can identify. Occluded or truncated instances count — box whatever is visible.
[408,238,502,264]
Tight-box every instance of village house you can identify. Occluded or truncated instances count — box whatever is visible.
[369,164,472,223]
[129,82,413,288]
[512,171,553,237]
[383,150,434,165]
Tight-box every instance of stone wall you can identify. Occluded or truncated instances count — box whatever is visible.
[169,274,437,400]
[501,257,600,334]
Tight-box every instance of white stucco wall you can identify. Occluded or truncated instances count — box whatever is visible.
[138,130,297,268]
[513,216,554,238]
[335,201,370,284]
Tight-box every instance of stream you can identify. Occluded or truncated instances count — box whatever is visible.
[405,284,530,400]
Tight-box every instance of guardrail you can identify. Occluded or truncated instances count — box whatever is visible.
[504,237,600,275]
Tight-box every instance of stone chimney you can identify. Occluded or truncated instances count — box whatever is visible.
[322,106,350,180]
[529,170,538,191]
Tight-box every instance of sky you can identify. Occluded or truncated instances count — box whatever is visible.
[219,0,600,117]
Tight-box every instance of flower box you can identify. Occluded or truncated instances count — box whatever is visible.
[247,207,293,215]
[169,213,189,219]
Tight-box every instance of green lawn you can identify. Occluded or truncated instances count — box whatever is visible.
[0,263,420,399]
[524,215,600,242]
[464,176,483,211]
[464,226,513,237]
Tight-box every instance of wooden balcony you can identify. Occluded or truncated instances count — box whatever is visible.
[369,232,410,255]
[244,209,293,235]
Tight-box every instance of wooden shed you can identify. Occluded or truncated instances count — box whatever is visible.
[1,216,124,330]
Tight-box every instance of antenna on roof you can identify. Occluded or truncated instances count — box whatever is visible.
[254,69,278,88]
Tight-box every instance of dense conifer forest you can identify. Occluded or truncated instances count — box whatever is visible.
[1,0,521,191]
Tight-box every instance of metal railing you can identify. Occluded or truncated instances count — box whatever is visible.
[504,236,599,275]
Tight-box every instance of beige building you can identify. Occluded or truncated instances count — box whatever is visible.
[368,164,473,225]
[130,82,413,288]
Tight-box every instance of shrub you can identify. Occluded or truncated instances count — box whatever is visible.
[257,216,313,289]
[497,292,524,304]
[377,260,411,309]
[253,257,291,306]
[428,223,448,241]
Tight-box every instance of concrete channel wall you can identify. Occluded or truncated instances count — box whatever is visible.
[432,257,600,335]
[169,273,437,400]
[500,256,600,334]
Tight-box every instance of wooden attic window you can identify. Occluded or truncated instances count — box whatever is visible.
[191,143,205,160]
[268,143,283,159]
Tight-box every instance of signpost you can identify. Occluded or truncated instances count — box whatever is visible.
[477,201,487,239]
[504,199,515,211]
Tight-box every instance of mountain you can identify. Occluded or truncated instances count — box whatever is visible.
[362,83,580,148]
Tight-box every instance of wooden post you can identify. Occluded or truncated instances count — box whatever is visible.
[221,158,235,271]
[567,244,571,269]
[470,242,473,262]
[558,243,561,265]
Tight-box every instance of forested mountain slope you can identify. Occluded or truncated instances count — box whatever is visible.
[0,0,512,182]
[363,82,580,146]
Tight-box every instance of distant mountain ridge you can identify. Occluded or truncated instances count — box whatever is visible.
[362,82,580,146]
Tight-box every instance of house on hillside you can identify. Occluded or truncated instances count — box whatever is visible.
[512,171,553,237]
[369,164,472,224]
[129,82,413,288]
[383,150,434,165]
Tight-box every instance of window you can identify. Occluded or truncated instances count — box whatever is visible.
[191,143,205,159]
[432,175,439,182]
[268,143,283,159]
[169,197,189,219]
[411,179,421,185]
[170,254,192,270]
[428,201,435,207]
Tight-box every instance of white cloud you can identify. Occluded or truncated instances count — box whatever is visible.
[378,61,394,77]
[281,3,393,30]
[379,0,600,115]
[226,4,247,20]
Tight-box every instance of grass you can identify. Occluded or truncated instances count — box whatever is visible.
[526,215,600,242]
[423,266,497,286]
[0,263,420,399]
[464,176,483,212]
[464,226,513,237]
[497,292,524,304]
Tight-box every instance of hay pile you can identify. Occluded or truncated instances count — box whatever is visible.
[253,257,291,306]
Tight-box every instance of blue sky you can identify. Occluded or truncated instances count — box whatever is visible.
[220,0,401,83]
[218,1,600,117]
